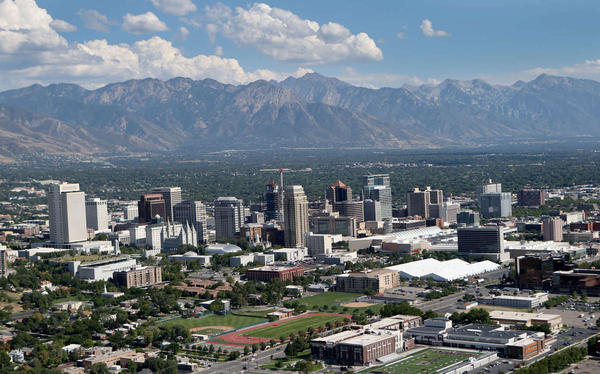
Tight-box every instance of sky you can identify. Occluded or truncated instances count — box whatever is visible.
[1,0,599,90]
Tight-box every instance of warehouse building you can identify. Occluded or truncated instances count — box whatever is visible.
[477,293,549,309]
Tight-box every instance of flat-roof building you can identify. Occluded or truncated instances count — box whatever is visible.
[336,269,399,294]
[245,266,304,282]
[489,311,562,333]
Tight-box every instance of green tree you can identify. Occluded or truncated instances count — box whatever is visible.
[88,363,110,374]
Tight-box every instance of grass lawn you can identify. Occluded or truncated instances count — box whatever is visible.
[242,314,347,338]
[366,348,480,374]
[192,328,228,335]
[159,313,266,330]
[260,350,314,371]
[297,292,359,308]
[53,295,91,304]
[234,309,275,317]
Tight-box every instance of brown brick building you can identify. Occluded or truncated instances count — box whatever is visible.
[245,266,304,282]
[336,269,400,294]
[113,266,162,288]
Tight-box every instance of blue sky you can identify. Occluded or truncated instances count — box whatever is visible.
[1,0,599,90]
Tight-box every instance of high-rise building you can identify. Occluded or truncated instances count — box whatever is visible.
[457,211,480,226]
[214,197,244,240]
[363,199,382,222]
[327,180,352,204]
[478,179,502,196]
[85,198,109,232]
[0,249,8,277]
[516,254,574,289]
[174,200,208,244]
[429,201,460,223]
[49,183,88,244]
[284,185,309,248]
[264,182,280,221]
[407,188,431,218]
[458,226,508,262]
[333,200,364,223]
[480,192,512,218]
[429,189,444,205]
[517,189,546,208]
[138,194,166,223]
[363,174,392,219]
[151,187,182,220]
[123,205,138,221]
[543,217,563,242]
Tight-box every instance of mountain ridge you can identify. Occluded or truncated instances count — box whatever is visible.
[1,73,600,158]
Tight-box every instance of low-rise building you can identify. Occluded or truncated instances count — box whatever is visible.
[73,258,137,282]
[477,293,549,309]
[336,269,400,294]
[113,266,162,288]
[168,251,211,265]
[489,311,562,333]
[245,266,304,282]
[272,247,307,262]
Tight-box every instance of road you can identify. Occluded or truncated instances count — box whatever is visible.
[199,346,286,374]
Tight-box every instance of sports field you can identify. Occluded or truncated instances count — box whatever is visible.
[159,313,265,330]
[298,292,359,308]
[241,314,348,338]
[368,348,480,373]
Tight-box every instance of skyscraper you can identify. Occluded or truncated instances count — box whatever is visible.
[284,185,309,248]
[363,174,392,219]
[85,198,109,232]
[264,182,280,221]
[0,248,8,277]
[174,200,208,244]
[407,187,431,218]
[327,180,352,204]
[543,217,563,242]
[214,197,244,240]
[152,187,182,220]
[363,199,382,221]
[428,189,444,204]
[457,226,508,262]
[138,193,166,223]
[480,192,512,218]
[517,189,546,208]
[49,183,88,244]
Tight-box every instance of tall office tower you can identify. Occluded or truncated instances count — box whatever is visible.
[123,205,139,221]
[173,200,208,244]
[327,180,352,204]
[457,226,508,262]
[0,249,8,277]
[284,185,309,248]
[429,201,460,223]
[543,217,564,242]
[85,198,109,232]
[214,197,244,240]
[457,211,480,226]
[428,189,444,204]
[517,189,546,208]
[138,193,166,223]
[334,200,364,223]
[363,174,392,219]
[478,179,502,196]
[479,192,512,218]
[49,183,88,244]
[264,182,280,221]
[407,188,431,218]
[363,199,382,221]
[152,187,182,220]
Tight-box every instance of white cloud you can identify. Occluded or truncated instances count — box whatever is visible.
[122,12,169,35]
[205,2,383,65]
[0,0,313,91]
[180,15,201,29]
[77,9,112,33]
[151,0,197,16]
[215,45,223,56]
[340,67,440,88]
[420,19,450,37]
[50,19,76,32]
[396,32,406,39]
[175,26,189,41]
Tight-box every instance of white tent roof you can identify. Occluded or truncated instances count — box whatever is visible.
[385,258,500,281]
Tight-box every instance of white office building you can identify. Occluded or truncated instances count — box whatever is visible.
[304,232,342,256]
[85,198,109,232]
[49,183,88,244]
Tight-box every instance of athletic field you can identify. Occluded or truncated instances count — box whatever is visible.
[367,348,480,373]
[159,313,265,330]
[241,314,348,338]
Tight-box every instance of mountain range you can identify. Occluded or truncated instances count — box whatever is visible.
[1,73,600,158]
